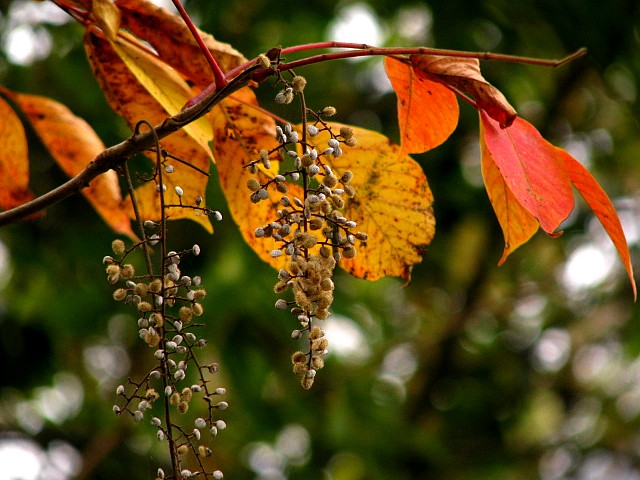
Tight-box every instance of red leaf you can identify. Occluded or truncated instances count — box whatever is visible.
[563,153,637,299]
[384,57,459,154]
[480,111,574,234]
[480,134,539,265]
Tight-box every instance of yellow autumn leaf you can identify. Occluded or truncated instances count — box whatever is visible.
[85,31,213,232]
[92,0,121,40]
[111,31,214,158]
[320,124,435,281]
[0,95,36,212]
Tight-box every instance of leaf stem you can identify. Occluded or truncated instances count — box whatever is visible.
[171,0,227,89]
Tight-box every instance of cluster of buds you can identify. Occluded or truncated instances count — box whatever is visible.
[106,188,227,478]
[246,105,367,388]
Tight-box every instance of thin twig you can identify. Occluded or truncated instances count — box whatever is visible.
[171,0,227,89]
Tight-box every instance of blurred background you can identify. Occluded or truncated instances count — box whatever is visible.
[1,0,640,478]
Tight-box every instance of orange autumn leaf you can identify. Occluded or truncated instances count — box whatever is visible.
[480,133,539,265]
[0,96,36,212]
[115,0,246,89]
[212,88,288,268]
[563,152,636,299]
[384,56,458,154]
[412,54,517,128]
[3,88,135,238]
[320,124,435,281]
[84,31,213,232]
[480,111,574,234]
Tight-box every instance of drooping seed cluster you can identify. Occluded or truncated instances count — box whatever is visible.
[107,180,227,479]
[246,102,368,389]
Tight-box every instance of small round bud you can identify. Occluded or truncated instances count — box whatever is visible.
[195,417,206,429]
[192,244,201,256]
[133,410,144,422]
[215,420,227,430]
[275,298,288,310]
[112,405,121,414]
[292,75,306,92]
[322,106,337,116]
[247,178,261,191]
[328,138,340,149]
[214,387,227,395]
[116,385,125,395]
[157,430,165,441]
[213,211,223,221]
[213,471,224,480]
[151,417,161,427]
[112,239,126,255]
[216,401,229,410]
[102,255,114,265]
[164,165,174,173]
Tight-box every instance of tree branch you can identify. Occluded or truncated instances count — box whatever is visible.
[0,64,258,228]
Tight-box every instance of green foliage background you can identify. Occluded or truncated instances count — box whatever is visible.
[1,0,640,479]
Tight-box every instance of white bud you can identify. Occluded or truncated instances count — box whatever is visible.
[291,172,300,181]
[328,138,340,149]
[213,211,223,221]
[164,165,174,173]
[150,370,161,379]
[133,410,144,422]
[214,387,227,395]
[174,321,183,332]
[144,220,156,228]
[191,384,201,392]
[156,184,167,192]
[173,335,183,345]
[307,125,319,136]
[195,417,206,429]
[180,470,192,478]
[174,369,185,381]
[193,276,202,286]
[216,401,229,410]
[192,244,201,256]
[333,146,343,157]
[210,426,218,437]
[270,249,282,258]
[149,234,160,245]
[289,131,299,143]
[213,471,223,480]
[166,341,177,350]
[157,430,165,441]
[194,428,201,440]
[157,468,165,479]
[174,186,184,197]
[138,400,149,411]
[151,417,161,427]
[154,349,164,359]
[165,386,172,396]
[112,405,121,414]
[254,227,265,237]
[102,255,114,265]
[116,385,125,395]
[215,420,227,430]
[185,332,197,341]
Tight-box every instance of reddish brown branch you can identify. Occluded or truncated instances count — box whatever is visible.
[0,66,257,228]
